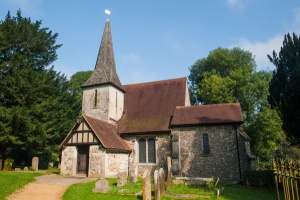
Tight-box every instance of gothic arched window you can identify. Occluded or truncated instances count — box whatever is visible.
[202,133,210,156]
[138,138,156,163]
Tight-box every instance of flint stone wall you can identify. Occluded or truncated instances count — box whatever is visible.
[106,152,129,177]
[124,133,171,177]
[61,146,77,176]
[88,145,104,178]
[172,125,243,182]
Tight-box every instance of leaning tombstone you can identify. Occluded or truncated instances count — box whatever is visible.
[142,170,151,200]
[117,172,128,187]
[92,179,111,193]
[32,157,39,171]
[159,168,165,196]
[154,170,160,200]
[167,157,172,190]
[3,158,14,171]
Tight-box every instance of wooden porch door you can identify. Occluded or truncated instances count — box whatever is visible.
[77,146,89,175]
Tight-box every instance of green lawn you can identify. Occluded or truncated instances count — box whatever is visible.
[63,178,279,200]
[0,171,41,200]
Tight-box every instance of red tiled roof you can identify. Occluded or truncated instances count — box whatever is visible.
[83,115,131,152]
[118,77,188,134]
[171,103,243,126]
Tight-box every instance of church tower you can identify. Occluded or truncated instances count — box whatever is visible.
[81,19,125,123]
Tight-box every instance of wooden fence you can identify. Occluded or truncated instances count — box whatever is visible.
[273,159,300,200]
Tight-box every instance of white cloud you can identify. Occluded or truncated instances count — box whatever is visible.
[231,6,300,72]
[120,53,140,62]
[5,0,43,16]
[225,0,250,10]
[233,36,282,71]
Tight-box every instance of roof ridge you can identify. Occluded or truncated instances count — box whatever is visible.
[124,77,187,87]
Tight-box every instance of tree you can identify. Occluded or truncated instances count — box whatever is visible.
[188,47,288,167]
[189,47,270,124]
[0,10,76,166]
[247,106,285,164]
[67,71,93,115]
[268,33,300,143]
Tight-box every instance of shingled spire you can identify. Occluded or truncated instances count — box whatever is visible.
[82,19,125,92]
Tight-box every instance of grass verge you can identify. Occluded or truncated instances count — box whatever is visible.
[63,178,279,200]
[0,171,41,200]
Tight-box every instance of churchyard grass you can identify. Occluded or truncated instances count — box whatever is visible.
[63,178,279,200]
[0,171,41,200]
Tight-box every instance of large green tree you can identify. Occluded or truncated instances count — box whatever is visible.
[67,71,93,115]
[189,47,270,124]
[188,47,289,167]
[0,10,76,166]
[268,33,300,143]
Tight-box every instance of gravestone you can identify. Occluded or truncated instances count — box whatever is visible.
[3,158,14,171]
[23,167,29,171]
[167,157,172,190]
[142,170,151,200]
[154,170,160,200]
[32,157,39,170]
[48,162,53,168]
[0,159,2,170]
[159,168,165,196]
[117,172,128,187]
[92,179,111,193]
[129,175,137,183]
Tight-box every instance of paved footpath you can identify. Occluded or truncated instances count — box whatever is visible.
[6,174,97,200]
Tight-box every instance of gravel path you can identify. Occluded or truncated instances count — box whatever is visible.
[6,174,97,200]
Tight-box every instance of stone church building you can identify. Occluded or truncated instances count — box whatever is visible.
[59,18,255,181]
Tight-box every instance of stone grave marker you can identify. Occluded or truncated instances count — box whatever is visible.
[3,158,14,171]
[32,157,39,170]
[23,167,29,171]
[154,170,160,200]
[167,157,172,190]
[142,170,151,200]
[92,179,111,193]
[117,172,128,187]
[159,168,165,196]
[129,175,137,183]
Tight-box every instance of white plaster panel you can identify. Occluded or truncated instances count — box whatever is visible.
[106,153,128,177]
[60,146,77,176]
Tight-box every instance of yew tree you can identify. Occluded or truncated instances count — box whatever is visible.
[268,33,300,143]
[0,10,76,165]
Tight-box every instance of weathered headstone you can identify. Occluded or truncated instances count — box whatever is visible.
[142,170,151,200]
[3,158,14,171]
[159,168,165,196]
[0,159,2,170]
[117,172,128,187]
[23,167,29,171]
[32,157,39,170]
[167,157,172,190]
[129,175,137,183]
[92,179,111,193]
[14,168,21,171]
[48,162,53,168]
[154,170,160,200]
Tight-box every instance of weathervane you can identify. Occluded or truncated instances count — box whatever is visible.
[105,9,111,18]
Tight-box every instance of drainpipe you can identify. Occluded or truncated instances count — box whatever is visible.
[234,126,242,179]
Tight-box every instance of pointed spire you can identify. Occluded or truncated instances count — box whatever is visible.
[82,19,125,92]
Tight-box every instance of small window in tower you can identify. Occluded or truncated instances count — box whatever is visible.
[94,89,98,108]
[116,92,118,115]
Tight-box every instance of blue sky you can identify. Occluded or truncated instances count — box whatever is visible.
[1,0,300,84]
